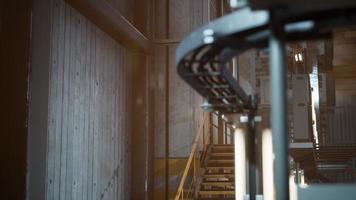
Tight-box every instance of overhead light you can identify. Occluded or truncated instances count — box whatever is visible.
[230,0,238,8]
[298,53,303,61]
[230,0,247,9]
[294,53,303,62]
[295,54,299,62]
[203,36,214,44]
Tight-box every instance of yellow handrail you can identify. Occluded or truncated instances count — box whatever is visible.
[174,113,208,200]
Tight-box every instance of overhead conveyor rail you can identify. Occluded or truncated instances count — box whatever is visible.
[175,1,356,200]
[175,5,356,113]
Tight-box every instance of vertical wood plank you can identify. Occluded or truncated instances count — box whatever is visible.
[46,1,134,199]
[47,0,59,198]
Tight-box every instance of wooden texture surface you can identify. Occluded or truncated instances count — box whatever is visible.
[333,30,356,106]
[45,1,132,199]
[0,0,31,199]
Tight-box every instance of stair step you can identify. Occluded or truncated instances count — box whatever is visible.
[212,146,234,150]
[208,160,234,163]
[212,144,234,147]
[207,160,234,167]
[211,152,234,156]
[197,145,236,199]
[211,147,234,153]
[207,164,234,167]
[204,179,233,183]
[206,166,234,170]
[199,198,234,200]
[204,173,234,182]
[210,153,234,160]
[199,190,235,195]
[204,173,234,178]
[202,182,234,186]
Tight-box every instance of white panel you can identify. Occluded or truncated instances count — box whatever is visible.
[292,74,310,104]
[291,74,310,141]
[298,185,356,200]
[293,104,309,140]
[319,73,327,104]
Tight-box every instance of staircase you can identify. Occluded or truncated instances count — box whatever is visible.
[198,144,235,200]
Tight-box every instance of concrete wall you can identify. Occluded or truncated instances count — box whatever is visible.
[153,0,214,159]
[152,0,217,199]
[28,0,132,199]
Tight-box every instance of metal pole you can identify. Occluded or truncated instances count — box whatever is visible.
[248,110,257,200]
[218,113,224,144]
[269,32,289,200]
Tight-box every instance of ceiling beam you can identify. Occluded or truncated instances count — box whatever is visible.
[66,0,151,52]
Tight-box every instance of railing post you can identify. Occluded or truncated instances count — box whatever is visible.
[224,121,228,144]
[209,113,213,144]
[218,112,224,144]
[193,153,196,183]
[174,114,208,200]
[203,125,205,148]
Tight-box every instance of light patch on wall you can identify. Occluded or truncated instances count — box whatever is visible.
[136,98,143,105]
[158,72,165,89]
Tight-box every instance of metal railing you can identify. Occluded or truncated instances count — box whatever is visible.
[174,113,209,200]
[211,112,235,144]
[174,111,237,200]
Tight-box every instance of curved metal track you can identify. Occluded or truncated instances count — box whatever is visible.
[176,6,356,113]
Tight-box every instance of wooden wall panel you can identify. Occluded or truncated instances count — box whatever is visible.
[44,1,132,199]
[153,0,168,40]
[154,44,167,158]
[169,0,191,38]
[153,44,168,200]
[130,52,150,200]
[238,50,257,95]
[168,0,208,39]
[333,30,356,106]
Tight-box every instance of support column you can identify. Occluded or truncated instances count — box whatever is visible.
[218,113,224,144]
[209,113,214,144]
[27,0,51,198]
[269,32,289,200]
[234,128,247,200]
[248,111,257,200]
